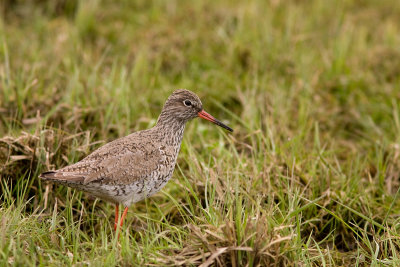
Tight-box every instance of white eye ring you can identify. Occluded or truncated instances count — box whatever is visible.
[183,100,192,107]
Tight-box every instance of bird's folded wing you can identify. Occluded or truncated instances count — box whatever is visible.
[41,147,164,185]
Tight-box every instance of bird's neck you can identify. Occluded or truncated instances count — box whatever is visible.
[155,115,186,146]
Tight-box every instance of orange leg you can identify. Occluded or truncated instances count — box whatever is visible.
[119,207,129,228]
[114,204,119,231]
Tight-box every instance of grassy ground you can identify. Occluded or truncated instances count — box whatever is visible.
[1,0,400,265]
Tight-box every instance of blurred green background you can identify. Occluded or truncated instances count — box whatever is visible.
[1,0,400,266]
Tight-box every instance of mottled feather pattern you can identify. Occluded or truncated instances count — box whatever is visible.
[40,89,232,208]
[39,89,198,206]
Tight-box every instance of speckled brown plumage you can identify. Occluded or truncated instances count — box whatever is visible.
[40,89,233,230]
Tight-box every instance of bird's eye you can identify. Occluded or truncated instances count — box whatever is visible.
[183,100,192,107]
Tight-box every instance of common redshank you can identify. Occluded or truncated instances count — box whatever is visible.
[40,89,233,231]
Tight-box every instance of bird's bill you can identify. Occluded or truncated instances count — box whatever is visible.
[198,110,233,132]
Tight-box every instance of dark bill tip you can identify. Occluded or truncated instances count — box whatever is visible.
[198,110,233,132]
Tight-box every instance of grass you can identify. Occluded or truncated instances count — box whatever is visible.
[1,0,400,265]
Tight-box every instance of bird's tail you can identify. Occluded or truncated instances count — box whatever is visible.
[39,171,85,183]
[39,171,58,180]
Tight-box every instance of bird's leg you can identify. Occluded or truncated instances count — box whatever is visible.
[114,204,119,231]
[119,207,129,228]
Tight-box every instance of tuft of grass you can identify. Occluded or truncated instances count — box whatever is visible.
[1,0,400,265]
